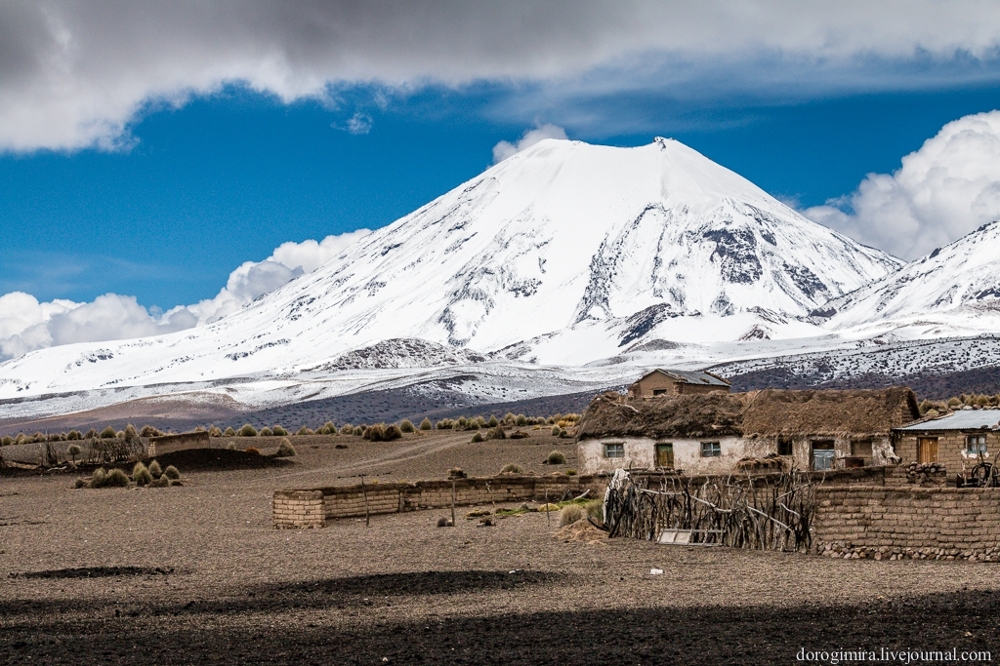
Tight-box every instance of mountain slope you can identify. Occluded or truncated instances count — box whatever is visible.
[821,220,1000,332]
[0,137,900,399]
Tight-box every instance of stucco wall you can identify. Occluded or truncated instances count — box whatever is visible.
[578,436,759,475]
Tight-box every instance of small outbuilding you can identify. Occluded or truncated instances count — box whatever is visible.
[576,387,920,475]
[894,408,1000,472]
[627,369,731,399]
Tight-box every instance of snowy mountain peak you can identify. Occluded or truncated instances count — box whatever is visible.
[823,218,1000,331]
[0,137,901,398]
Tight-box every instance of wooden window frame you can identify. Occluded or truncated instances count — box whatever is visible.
[700,441,721,457]
[603,442,625,459]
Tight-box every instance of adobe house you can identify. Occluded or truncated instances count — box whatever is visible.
[894,408,1000,474]
[575,387,920,475]
[627,369,730,399]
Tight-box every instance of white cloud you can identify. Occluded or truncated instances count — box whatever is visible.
[492,124,569,163]
[805,110,1000,259]
[0,229,371,359]
[345,112,373,135]
[2,2,1000,152]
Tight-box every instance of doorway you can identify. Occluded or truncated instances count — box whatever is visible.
[655,443,674,469]
[917,437,939,463]
[811,440,835,471]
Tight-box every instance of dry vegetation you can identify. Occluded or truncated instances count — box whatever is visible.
[2,422,999,664]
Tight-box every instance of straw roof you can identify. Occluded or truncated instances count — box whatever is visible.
[576,387,919,440]
[575,391,748,439]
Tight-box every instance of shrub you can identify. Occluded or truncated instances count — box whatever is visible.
[1,435,13,446]
[470,432,485,443]
[224,427,236,437]
[149,475,170,488]
[551,425,561,436]
[500,463,523,474]
[352,426,364,436]
[103,468,130,487]
[239,424,258,437]
[85,428,98,439]
[468,421,481,431]
[148,460,162,478]
[194,426,206,432]
[73,478,86,489]
[296,426,310,436]
[244,447,260,456]
[947,397,962,408]
[364,424,385,441]
[163,465,181,480]
[435,419,453,430]
[115,431,125,439]
[565,469,577,476]
[489,426,507,440]
[584,499,603,521]
[475,416,486,427]
[503,412,516,424]
[209,426,223,437]
[271,425,288,437]
[66,444,82,464]
[90,468,107,487]
[560,504,585,526]
[400,419,416,433]
[132,462,153,486]
[419,418,433,431]
[515,414,528,426]
[259,427,274,437]
[340,424,354,435]
[323,421,335,433]
[226,441,237,450]
[100,426,117,439]
[66,430,81,441]
[384,424,403,441]
[457,417,468,428]
[547,450,566,465]
[487,415,499,427]
[275,438,296,457]
[139,425,160,437]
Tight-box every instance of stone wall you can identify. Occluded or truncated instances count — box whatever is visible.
[813,483,1000,561]
[272,474,608,528]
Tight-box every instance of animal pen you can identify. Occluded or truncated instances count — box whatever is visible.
[602,468,816,551]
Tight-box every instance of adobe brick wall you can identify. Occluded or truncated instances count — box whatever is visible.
[272,475,608,528]
[147,431,211,457]
[272,490,325,529]
[813,484,1000,561]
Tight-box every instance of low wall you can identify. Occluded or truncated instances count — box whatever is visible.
[813,484,1000,561]
[147,431,211,457]
[273,474,608,528]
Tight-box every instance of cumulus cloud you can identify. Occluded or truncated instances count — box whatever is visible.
[0,229,371,359]
[805,111,1000,259]
[3,1,1000,152]
[492,124,569,163]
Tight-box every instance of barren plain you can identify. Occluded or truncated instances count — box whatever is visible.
[2,431,999,664]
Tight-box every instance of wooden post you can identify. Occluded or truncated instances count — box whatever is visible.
[545,487,550,527]
[451,480,456,527]
[361,475,370,528]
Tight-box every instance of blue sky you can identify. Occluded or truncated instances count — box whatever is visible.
[2,1,1000,357]
[3,84,999,308]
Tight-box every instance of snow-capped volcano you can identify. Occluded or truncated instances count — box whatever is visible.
[0,137,901,403]
[821,219,1000,333]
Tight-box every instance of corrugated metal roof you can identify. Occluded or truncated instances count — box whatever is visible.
[897,409,1000,431]
[640,369,730,387]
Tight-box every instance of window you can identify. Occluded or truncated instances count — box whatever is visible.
[603,442,624,458]
[653,388,668,396]
[777,438,793,456]
[967,434,988,455]
[700,441,721,457]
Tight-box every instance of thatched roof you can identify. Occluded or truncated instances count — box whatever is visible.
[576,391,747,439]
[576,387,919,440]
[740,387,920,438]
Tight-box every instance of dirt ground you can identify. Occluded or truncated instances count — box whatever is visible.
[2,431,1000,664]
